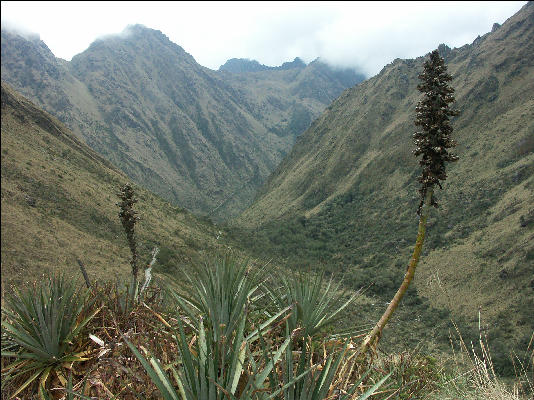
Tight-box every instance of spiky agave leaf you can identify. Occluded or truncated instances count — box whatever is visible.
[267,271,359,339]
[1,274,97,396]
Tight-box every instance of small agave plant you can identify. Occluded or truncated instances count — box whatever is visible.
[266,271,359,339]
[126,255,294,399]
[1,274,100,397]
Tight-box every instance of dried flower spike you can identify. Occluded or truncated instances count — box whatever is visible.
[117,183,140,292]
[414,49,459,214]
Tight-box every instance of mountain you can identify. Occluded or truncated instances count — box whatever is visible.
[219,58,273,73]
[1,25,365,219]
[219,57,324,73]
[235,2,534,373]
[0,81,227,288]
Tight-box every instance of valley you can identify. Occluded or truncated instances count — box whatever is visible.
[234,1,533,374]
[1,2,533,398]
[1,26,364,219]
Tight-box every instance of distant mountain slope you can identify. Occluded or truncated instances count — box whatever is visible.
[1,26,365,219]
[219,57,308,73]
[236,2,534,371]
[1,81,225,287]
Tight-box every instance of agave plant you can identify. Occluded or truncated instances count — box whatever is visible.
[125,328,391,400]
[126,254,296,399]
[127,255,390,399]
[265,272,383,400]
[1,275,100,397]
[278,338,392,400]
[267,271,359,339]
[125,308,295,399]
[166,255,266,343]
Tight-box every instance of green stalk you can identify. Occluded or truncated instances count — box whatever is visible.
[359,188,433,355]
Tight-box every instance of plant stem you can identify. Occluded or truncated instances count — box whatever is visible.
[77,259,91,288]
[359,188,433,355]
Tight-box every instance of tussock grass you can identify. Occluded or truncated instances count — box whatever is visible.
[429,321,533,400]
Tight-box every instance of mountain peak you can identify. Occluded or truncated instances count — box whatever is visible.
[219,56,307,73]
[218,58,271,73]
[75,23,196,67]
[0,23,41,42]
[279,57,306,70]
[121,24,169,41]
[90,23,176,48]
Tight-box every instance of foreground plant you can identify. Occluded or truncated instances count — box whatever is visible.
[127,255,390,399]
[267,271,362,398]
[125,255,290,399]
[1,275,99,397]
[360,49,459,355]
[268,271,359,339]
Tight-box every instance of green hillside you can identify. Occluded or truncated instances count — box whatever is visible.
[234,2,534,373]
[1,81,228,289]
[1,26,364,220]
[0,80,530,397]
[1,4,533,397]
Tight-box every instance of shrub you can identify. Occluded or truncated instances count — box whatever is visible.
[266,271,359,339]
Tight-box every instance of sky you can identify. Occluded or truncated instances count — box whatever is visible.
[1,1,527,77]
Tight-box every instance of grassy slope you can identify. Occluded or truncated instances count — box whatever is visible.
[0,26,363,220]
[0,81,228,289]
[234,3,534,371]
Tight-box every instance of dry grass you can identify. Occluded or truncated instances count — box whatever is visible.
[1,81,229,290]
[428,320,533,400]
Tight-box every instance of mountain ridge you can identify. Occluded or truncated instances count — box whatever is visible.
[1,24,365,219]
[218,56,308,73]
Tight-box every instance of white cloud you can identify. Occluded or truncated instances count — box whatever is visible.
[1,1,527,76]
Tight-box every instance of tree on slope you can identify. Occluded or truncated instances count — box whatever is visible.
[360,49,459,354]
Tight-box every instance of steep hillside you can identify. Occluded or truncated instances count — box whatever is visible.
[236,2,534,372]
[1,81,226,288]
[1,26,364,219]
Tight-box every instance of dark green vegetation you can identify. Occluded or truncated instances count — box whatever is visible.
[1,275,99,397]
[1,26,364,220]
[235,2,534,375]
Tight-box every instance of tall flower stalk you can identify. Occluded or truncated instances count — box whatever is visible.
[117,183,140,300]
[360,49,458,355]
